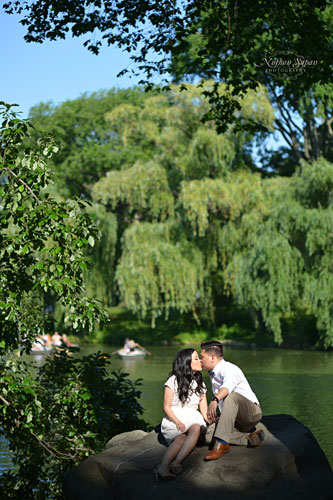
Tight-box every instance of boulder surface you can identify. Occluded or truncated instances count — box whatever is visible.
[63,415,333,500]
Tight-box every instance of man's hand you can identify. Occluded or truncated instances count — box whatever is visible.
[207,401,218,422]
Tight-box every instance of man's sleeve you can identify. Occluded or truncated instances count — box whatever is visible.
[219,372,237,395]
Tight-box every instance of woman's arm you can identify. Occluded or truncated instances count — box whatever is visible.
[163,386,186,432]
[199,393,208,422]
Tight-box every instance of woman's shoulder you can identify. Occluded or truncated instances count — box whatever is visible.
[164,374,177,390]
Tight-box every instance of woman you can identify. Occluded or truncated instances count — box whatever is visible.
[155,348,208,480]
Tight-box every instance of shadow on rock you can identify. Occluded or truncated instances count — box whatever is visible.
[63,415,333,500]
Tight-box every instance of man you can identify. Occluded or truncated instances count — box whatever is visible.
[200,340,264,461]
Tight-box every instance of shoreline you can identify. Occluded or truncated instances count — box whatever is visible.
[75,336,331,351]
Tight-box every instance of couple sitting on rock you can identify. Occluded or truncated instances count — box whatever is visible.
[155,341,265,480]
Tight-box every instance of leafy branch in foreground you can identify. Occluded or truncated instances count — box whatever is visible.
[3,1,331,136]
[0,102,147,499]
[0,101,108,355]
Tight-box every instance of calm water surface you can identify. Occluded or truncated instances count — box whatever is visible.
[1,344,333,473]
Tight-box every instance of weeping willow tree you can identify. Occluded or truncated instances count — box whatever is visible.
[84,204,118,307]
[115,222,205,326]
[93,161,175,222]
[91,82,275,332]
[91,84,332,346]
[219,159,333,347]
[29,82,332,347]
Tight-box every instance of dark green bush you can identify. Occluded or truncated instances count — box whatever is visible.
[0,350,148,499]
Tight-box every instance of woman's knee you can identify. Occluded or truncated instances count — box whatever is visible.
[188,424,201,436]
[175,433,186,443]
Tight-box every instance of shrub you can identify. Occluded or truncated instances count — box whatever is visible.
[0,350,148,499]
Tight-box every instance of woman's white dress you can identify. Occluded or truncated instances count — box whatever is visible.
[161,375,207,444]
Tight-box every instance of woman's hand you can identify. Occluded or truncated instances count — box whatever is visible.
[176,420,186,433]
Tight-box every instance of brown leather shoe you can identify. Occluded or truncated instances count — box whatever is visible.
[204,442,230,461]
[247,429,265,447]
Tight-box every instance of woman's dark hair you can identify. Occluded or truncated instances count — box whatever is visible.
[170,348,205,405]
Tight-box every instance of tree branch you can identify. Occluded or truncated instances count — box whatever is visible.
[268,82,303,160]
[30,430,85,460]
[0,394,10,406]
[2,167,41,205]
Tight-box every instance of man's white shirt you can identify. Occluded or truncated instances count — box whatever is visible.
[209,358,260,409]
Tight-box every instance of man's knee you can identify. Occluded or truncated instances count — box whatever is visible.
[226,391,239,403]
[222,391,239,411]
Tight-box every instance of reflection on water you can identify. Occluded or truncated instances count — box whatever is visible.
[1,344,333,474]
[0,437,17,475]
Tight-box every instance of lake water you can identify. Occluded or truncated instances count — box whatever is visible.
[1,344,333,473]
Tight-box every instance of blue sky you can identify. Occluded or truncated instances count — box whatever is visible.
[0,11,145,118]
[0,9,286,162]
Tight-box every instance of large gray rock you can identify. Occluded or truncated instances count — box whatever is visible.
[63,415,333,500]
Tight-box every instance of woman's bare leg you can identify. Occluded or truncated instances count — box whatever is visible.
[160,434,186,470]
[172,424,201,465]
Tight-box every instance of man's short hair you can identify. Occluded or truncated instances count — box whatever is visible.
[200,340,223,358]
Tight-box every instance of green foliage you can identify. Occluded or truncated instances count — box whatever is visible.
[26,88,152,198]
[220,159,333,347]
[216,323,254,341]
[116,222,204,326]
[22,86,332,348]
[35,82,270,202]
[93,161,175,222]
[168,3,332,167]
[84,204,118,307]
[7,84,331,348]
[86,84,273,327]
[179,172,264,236]
[174,329,211,344]
[4,0,331,138]
[0,103,148,498]
[294,158,333,208]
[4,1,332,175]
[0,351,147,499]
[226,232,303,344]
[0,102,107,354]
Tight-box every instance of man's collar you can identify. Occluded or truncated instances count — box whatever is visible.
[209,358,225,377]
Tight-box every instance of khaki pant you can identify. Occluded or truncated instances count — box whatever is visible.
[204,392,262,446]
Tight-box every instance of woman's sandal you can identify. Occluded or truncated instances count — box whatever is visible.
[170,463,183,475]
[153,464,176,481]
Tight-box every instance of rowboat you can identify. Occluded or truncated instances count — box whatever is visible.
[31,345,53,354]
[31,344,80,354]
[117,348,146,359]
[66,344,80,352]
